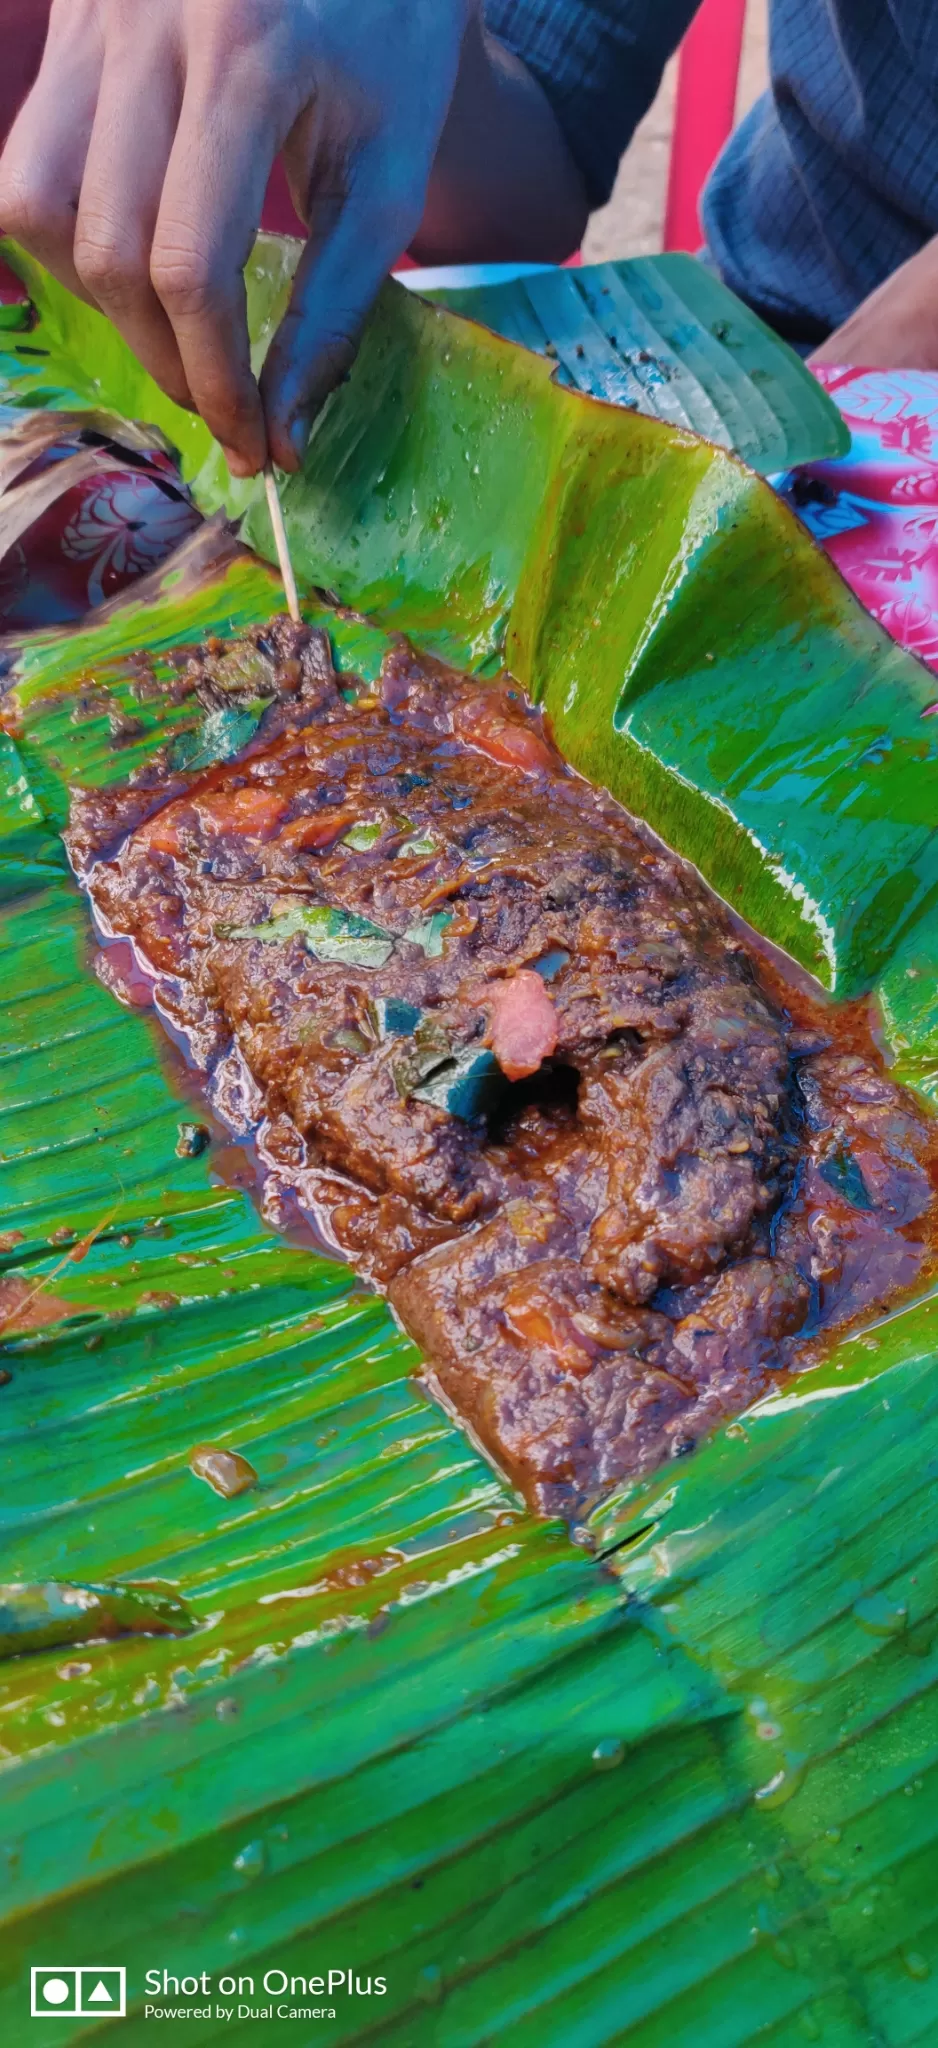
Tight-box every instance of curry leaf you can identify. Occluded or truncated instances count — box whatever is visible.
[413,1043,504,1122]
[0,1580,194,1660]
[342,819,385,851]
[403,911,452,958]
[372,996,422,1039]
[819,1143,875,1211]
[397,832,438,859]
[217,903,395,968]
[168,702,267,772]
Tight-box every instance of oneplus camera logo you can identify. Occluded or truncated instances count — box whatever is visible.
[31,1968,126,2019]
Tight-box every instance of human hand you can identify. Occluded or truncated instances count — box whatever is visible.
[0,0,470,474]
[810,238,938,372]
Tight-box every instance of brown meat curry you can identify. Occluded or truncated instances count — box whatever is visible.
[66,619,938,1517]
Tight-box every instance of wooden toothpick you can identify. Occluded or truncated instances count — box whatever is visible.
[264,461,301,624]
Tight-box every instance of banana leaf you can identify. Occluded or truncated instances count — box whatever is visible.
[428,253,850,474]
[0,241,937,2045]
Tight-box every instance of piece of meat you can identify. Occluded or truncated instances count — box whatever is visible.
[775,1052,936,1334]
[65,618,938,1517]
[581,991,795,1302]
[671,1260,812,1383]
[390,1198,691,1512]
[392,1193,815,1514]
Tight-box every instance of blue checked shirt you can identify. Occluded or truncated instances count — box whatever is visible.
[484,0,938,342]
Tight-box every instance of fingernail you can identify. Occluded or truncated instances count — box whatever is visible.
[221,445,254,479]
[289,411,310,467]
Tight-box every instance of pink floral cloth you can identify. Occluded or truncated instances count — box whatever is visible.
[0,398,201,631]
[7,362,938,680]
[778,366,938,676]
[0,458,201,631]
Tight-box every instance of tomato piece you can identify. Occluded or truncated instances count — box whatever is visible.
[196,786,289,838]
[138,808,183,858]
[483,969,559,1081]
[501,1276,594,1374]
[278,808,357,851]
[455,698,555,777]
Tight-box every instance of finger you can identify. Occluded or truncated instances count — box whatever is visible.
[260,148,423,472]
[73,40,193,411]
[0,1,102,302]
[149,80,281,475]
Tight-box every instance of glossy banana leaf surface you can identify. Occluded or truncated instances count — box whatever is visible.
[427,252,850,474]
[0,242,936,2044]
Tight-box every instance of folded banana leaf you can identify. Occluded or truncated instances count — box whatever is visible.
[0,239,937,2045]
[427,253,850,474]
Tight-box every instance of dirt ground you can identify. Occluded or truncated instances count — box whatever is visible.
[582,0,769,261]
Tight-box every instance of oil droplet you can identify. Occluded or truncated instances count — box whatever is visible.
[233,1839,266,1879]
[754,1758,806,1809]
[772,1938,795,1970]
[904,1952,930,1981]
[189,1445,258,1498]
[825,1826,841,1844]
[852,1591,908,1637]
[416,1965,442,2005]
[592,1737,625,1770]
[764,1863,782,1891]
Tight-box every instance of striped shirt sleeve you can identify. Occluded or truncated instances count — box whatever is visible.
[484,0,697,206]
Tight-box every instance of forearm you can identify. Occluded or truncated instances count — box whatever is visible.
[412,13,589,265]
[810,237,938,369]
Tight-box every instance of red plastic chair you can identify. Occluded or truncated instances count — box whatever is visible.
[664,0,748,252]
